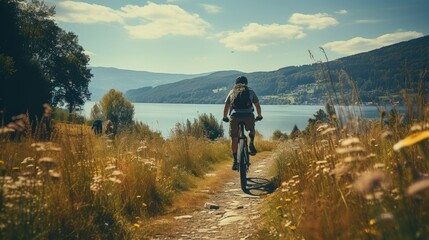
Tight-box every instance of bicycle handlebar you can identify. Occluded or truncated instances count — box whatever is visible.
[222,116,263,122]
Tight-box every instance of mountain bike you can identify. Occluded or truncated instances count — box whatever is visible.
[237,117,262,191]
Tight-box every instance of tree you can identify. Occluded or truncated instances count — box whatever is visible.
[90,103,103,121]
[308,109,329,125]
[18,0,59,67]
[0,0,50,124]
[303,109,329,136]
[290,124,301,139]
[51,31,92,113]
[99,89,134,133]
[17,0,92,113]
[272,129,288,141]
[1,0,92,124]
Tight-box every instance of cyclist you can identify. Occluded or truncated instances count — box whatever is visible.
[223,76,262,170]
[91,119,103,135]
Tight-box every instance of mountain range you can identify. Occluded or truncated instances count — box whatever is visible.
[91,36,429,105]
[88,67,209,100]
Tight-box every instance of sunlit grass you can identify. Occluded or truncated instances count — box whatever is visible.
[257,69,429,239]
[0,119,231,239]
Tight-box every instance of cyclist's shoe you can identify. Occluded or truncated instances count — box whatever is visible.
[232,162,239,171]
[249,142,257,156]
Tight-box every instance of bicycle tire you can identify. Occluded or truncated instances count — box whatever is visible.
[238,138,248,191]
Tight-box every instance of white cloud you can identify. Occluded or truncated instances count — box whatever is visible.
[122,2,209,39]
[322,31,424,55]
[336,10,348,15]
[84,50,95,56]
[56,1,124,24]
[219,23,305,52]
[56,1,209,39]
[201,4,221,14]
[289,13,338,30]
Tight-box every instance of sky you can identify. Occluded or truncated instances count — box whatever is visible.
[46,0,428,74]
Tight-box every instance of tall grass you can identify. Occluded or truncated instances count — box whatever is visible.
[0,115,230,239]
[258,61,429,239]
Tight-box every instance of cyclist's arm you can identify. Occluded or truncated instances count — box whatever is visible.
[223,102,229,118]
[254,102,262,118]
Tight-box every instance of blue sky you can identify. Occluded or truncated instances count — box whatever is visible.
[46,0,428,74]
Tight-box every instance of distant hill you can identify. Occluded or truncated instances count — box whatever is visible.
[125,35,429,105]
[125,70,244,103]
[88,67,209,100]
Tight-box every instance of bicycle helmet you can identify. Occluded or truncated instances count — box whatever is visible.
[235,76,248,85]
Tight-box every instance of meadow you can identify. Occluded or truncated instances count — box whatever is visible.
[0,110,275,239]
[0,116,231,239]
[257,70,429,239]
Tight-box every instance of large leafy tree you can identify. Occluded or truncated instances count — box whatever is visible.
[18,1,92,113]
[0,0,50,123]
[99,89,135,133]
[51,31,92,113]
[0,0,92,125]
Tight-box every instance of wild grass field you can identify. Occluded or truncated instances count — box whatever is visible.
[0,115,237,239]
[257,69,429,239]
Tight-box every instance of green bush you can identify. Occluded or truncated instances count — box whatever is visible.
[272,129,288,140]
[173,113,224,141]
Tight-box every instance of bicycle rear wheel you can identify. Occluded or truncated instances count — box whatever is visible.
[238,139,248,191]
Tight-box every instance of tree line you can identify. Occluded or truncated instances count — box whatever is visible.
[0,0,91,125]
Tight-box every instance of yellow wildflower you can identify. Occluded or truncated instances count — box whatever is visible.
[133,223,140,228]
[142,202,147,207]
[364,228,377,235]
[393,131,429,151]
[289,226,297,231]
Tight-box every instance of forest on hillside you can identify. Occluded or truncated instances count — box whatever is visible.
[126,36,429,105]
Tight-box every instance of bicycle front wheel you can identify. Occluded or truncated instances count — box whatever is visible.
[238,139,248,191]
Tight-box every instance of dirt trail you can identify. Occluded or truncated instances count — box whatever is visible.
[144,151,276,240]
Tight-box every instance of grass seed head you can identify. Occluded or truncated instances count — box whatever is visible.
[336,146,366,154]
[380,131,393,140]
[407,179,429,196]
[354,171,386,194]
[340,137,361,147]
[38,157,57,170]
[321,127,336,135]
[410,124,423,133]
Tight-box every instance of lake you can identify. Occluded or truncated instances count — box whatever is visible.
[83,102,383,139]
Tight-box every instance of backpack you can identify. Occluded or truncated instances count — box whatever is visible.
[230,84,252,109]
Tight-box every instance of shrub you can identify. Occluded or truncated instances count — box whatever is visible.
[272,129,288,140]
[173,113,224,140]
